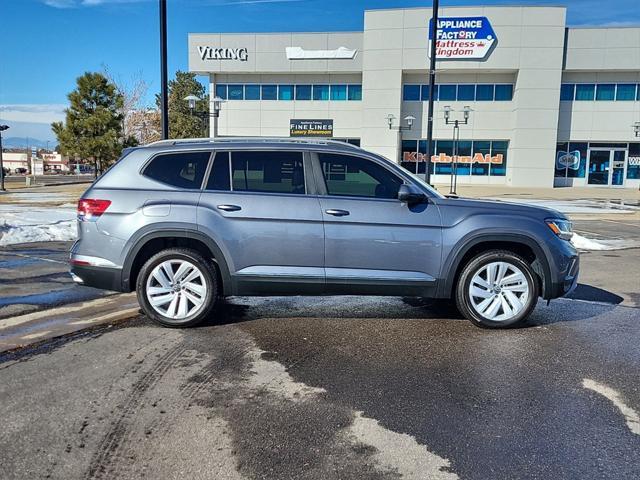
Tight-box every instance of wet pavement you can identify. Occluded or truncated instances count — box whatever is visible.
[0,295,638,479]
[0,241,113,319]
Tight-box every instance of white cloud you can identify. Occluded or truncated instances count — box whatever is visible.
[0,104,66,125]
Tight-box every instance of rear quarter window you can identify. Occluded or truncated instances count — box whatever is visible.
[143,151,211,189]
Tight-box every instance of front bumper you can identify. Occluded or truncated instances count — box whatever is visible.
[548,254,580,299]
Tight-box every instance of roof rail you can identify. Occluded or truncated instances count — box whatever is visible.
[146,136,362,150]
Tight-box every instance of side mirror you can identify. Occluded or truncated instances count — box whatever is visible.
[398,184,427,205]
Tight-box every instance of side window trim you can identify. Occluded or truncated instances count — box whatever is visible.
[310,151,406,201]
[200,150,216,190]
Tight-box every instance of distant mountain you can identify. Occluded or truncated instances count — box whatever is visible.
[2,137,56,149]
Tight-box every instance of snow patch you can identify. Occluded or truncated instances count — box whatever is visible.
[0,204,76,246]
[570,232,635,251]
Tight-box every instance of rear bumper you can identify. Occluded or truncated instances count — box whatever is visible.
[69,265,125,292]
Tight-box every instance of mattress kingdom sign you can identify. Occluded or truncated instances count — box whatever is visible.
[428,17,497,60]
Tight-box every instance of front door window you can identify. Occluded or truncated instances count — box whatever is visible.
[611,150,626,186]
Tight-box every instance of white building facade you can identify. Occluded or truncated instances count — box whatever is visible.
[189,5,640,189]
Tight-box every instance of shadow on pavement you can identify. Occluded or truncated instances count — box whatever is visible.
[568,283,624,305]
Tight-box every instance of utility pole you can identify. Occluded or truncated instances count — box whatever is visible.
[159,0,169,140]
[425,0,439,185]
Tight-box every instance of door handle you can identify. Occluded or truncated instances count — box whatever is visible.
[217,204,241,212]
[325,209,350,217]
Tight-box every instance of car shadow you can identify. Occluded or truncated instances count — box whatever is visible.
[567,283,624,305]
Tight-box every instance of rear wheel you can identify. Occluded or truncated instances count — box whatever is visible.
[455,250,538,328]
[136,248,218,328]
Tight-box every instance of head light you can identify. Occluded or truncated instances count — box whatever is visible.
[546,218,573,241]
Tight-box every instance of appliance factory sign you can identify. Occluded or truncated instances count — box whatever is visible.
[197,46,248,61]
[290,119,333,137]
[428,17,497,60]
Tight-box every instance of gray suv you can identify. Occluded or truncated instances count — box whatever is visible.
[70,138,579,329]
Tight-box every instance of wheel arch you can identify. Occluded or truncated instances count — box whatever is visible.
[122,229,232,296]
[439,233,552,300]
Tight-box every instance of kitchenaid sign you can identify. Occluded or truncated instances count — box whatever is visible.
[428,17,497,60]
[197,46,248,61]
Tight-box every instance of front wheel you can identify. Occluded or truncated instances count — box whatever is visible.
[455,250,538,328]
[136,248,218,328]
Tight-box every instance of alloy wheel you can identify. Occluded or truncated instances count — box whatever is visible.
[468,261,530,322]
[145,259,207,320]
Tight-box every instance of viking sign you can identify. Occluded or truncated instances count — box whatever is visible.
[198,46,248,61]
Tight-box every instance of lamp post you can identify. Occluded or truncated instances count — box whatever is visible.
[387,114,416,173]
[443,106,472,196]
[184,95,226,138]
[0,124,9,191]
[633,122,640,137]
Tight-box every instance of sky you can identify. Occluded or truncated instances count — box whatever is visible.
[1,0,639,143]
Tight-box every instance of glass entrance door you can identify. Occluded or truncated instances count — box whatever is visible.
[588,150,611,185]
[611,150,626,186]
[587,149,627,186]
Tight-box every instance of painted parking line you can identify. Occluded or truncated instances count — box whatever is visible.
[583,378,640,436]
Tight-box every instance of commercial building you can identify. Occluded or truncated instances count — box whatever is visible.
[189,5,640,189]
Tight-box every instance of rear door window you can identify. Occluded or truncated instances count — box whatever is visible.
[230,151,305,194]
[143,151,210,189]
[318,153,403,199]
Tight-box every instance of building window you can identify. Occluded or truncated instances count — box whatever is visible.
[347,85,362,101]
[261,84,277,100]
[494,84,513,101]
[475,84,494,101]
[457,85,475,101]
[560,84,575,101]
[330,85,347,101]
[313,84,329,101]
[490,141,508,175]
[245,84,260,100]
[403,84,421,101]
[575,84,595,101]
[438,84,457,101]
[215,84,227,100]
[616,84,636,101]
[296,85,312,100]
[278,85,294,101]
[421,84,438,101]
[471,141,491,176]
[595,84,615,101]
[628,143,640,179]
[228,84,244,100]
[554,142,590,179]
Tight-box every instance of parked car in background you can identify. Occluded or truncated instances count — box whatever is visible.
[70,138,579,329]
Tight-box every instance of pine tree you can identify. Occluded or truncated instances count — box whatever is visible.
[155,71,209,139]
[52,72,137,176]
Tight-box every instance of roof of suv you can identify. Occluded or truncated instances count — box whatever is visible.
[144,137,364,153]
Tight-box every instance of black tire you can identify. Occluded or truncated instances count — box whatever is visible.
[136,248,218,328]
[455,249,538,329]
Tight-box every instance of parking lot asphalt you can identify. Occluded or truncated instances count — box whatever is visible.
[0,295,638,480]
[0,241,113,320]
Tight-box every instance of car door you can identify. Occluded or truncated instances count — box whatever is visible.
[197,149,325,295]
[312,151,442,296]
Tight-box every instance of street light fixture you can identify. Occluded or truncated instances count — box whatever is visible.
[443,106,473,196]
[0,124,9,191]
[633,121,640,137]
[387,114,415,131]
[184,95,226,138]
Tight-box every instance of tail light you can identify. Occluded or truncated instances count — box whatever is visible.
[78,199,111,222]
